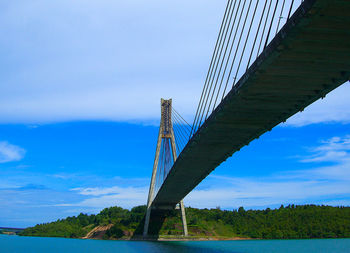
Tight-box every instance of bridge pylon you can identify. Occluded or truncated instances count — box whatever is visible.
[143,98,188,237]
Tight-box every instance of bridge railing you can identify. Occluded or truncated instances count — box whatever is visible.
[190,0,303,137]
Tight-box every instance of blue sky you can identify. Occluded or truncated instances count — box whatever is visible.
[1,0,350,228]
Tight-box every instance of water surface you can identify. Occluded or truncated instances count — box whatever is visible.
[1,235,349,253]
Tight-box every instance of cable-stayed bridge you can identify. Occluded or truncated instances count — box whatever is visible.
[143,0,350,236]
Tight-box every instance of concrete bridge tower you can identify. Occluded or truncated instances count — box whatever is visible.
[143,98,188,237]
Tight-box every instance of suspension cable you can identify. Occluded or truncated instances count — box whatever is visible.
[191,0,233,137]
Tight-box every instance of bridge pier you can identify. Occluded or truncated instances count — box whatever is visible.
[143,99,188,237]
[179,200,188,236]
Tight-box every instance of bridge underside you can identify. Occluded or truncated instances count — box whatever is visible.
[153,0,350,209]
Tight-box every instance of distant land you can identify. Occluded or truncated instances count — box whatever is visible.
[0,227,25,235]
[19,205,350,240]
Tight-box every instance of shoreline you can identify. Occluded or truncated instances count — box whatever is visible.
[131,237,253,242]
[14,233,253,242]
[13,234,350,242]
[83,235,253,242]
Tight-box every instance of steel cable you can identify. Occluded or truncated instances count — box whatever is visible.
[246,0,269,70]
[191,0,233,137]
[198,0,238,126]
[264,0,280,50]
[232,0,259,93]
[275,0,286,34]
[193,0,235,135]
[203,0,240,116]
[220,0,248,99]
[256,0,274,58]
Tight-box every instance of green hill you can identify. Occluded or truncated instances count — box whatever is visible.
[19,204,350,240]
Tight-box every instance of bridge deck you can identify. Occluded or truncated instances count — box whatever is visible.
[153,0,350,208]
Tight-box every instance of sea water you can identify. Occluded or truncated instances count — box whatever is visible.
[1,235,349,253]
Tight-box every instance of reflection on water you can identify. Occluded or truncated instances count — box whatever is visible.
[1,235,350,253]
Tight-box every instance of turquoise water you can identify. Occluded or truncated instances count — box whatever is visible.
[1,235,350,253]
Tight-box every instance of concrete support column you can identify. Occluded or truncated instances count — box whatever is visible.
[179,200,188,236]
[143,125,163,237]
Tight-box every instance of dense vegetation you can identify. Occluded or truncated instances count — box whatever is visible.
[20,204,350,239]
[19,214,94,238]
[186,205,350,239]
[20,206,147,239]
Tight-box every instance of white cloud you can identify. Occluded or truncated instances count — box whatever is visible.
[60,156,350,211]
[71,186,129,196]
[61,168,350,210]
[62,186,148,210]
[39,136,350,211]
[0,1,348,126]
[0,141,25,163]
[186,177,350,209]
[286,83,350,126]
[0,0,225,124]
[300,135,350,163]
[301,151,348,163]
[185,135,350,209]
[283,135,350,182]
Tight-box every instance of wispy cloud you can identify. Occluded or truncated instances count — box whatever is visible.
[47,136,350,211]
[185,136,350,209]
[0,141,25,163]
[57,166,350,211]
[301,135,350,163]
[2,134,350,227]
[290,135,350,181]
[71,186,129,196]
[1,0,347,126]
[186,175,350,209]
[62,186,148,209]
[0,0,224,124]
[58,135,350,210]
[286,83,350,126]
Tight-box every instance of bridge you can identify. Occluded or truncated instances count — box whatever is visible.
[143,0,350,236]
